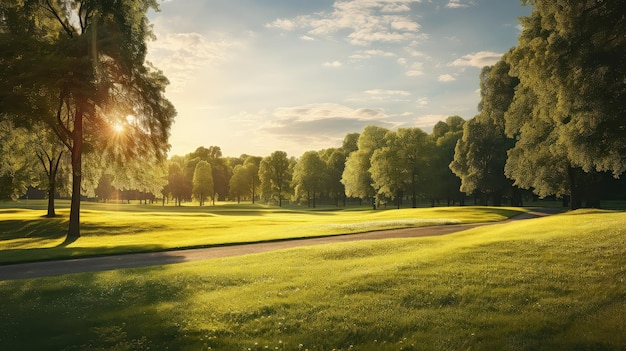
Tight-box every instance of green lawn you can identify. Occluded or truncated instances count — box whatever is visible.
[0,201,523,264]
[0,209,624,350]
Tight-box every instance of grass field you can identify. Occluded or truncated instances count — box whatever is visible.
[0,200,523,264]
[0,207,624,350]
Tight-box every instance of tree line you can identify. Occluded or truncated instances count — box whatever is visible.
[150,117,466,209]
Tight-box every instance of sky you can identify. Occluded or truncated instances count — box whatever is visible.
[146,0,531,158]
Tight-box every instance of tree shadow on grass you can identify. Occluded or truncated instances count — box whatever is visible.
[0,217,67,243]
[0,263,200,350]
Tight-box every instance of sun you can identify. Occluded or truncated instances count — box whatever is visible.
[113,122,125,133]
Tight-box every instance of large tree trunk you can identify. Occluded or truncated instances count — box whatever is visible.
[66,110,83,243]
[568,166,583,210]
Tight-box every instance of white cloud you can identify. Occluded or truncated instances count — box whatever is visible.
[147,32,239,91]
[323,60,343,68]
[438,74,456,82]
[416,97,429,106]
[274,103,389,122]
[266,0,423,46]
[349,49,396,60]
[366,89,411,96]
[265,18,297,31]
[256,103,401,152]
[406,62,424,76]
[300,35,315,41]
[450,51,503,68]
[446,0,477,8]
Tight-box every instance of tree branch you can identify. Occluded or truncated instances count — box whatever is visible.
[43,0,74,38]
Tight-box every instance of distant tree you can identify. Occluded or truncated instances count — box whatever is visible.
[322,148,347,206]
[229,165,247,203]
[292,151,326,207]
[95,173,116,202]
[259,151,291,207]
[370,128,431,208]
[429,116,466,206]
[192,160,213,206]
[342,133,360,156]
[341,126,388,204]
[229,156,260,204]
[167,161,190,206]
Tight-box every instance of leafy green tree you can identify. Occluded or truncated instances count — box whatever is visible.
[341,126,388,204]
[0,121,36,200]
[505,0,625,208]
[429,116,465,206]
[0,0,176,241]
[167,159,190,206]
[322,148,347,206]
[450,60,518,206]
[341,133,360,156]
[192,160,213,206]
[292,151,326,208]
[259,151,292,207]
[514,0,626,176]
[370,128,431,208]
[229,157,260,204]
[229,165,247,203]
[95,173,116,202]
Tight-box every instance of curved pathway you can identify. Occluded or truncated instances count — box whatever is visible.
[0,209,559,281]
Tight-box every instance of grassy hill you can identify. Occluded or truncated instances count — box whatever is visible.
[0,208,624,350]
[0,202,521,264]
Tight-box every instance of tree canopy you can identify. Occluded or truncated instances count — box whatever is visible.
[0,0,176,241]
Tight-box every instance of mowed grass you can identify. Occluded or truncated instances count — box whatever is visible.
[0,201,523,264]
[0,209,624,350]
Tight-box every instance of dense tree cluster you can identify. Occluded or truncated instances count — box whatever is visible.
[156,116,466,208]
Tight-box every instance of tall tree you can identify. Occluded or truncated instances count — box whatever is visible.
[450,60,518,206]
[341,125,388,203]
[259,151,291,207]
[506,0,626,208]
[322,148,347,206]
[0,0,175,242]
[167,161,189,206]
[292,151,326,208]
[429,116,465,206]
[192,160,213,206]
[370,128,431,209]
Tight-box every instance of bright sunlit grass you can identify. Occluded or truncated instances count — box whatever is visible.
[0,210,624,350]
[0,202,523,264]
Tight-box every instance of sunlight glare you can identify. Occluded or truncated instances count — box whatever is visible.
[113,123,125,133]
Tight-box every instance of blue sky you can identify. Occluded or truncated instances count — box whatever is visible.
[147,0,530,158]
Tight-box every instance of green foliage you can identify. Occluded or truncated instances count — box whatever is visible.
[342,126,388,200]
[292,151,326,207]
[504,0,626,208]
[451,59,518,205]
[0,0,176,239]
[192,160,213,206]
[0,211,624,350]
[259,151,292,206]
[370,128,432,207]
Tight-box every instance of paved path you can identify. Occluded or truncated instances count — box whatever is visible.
[0,209,558,281]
